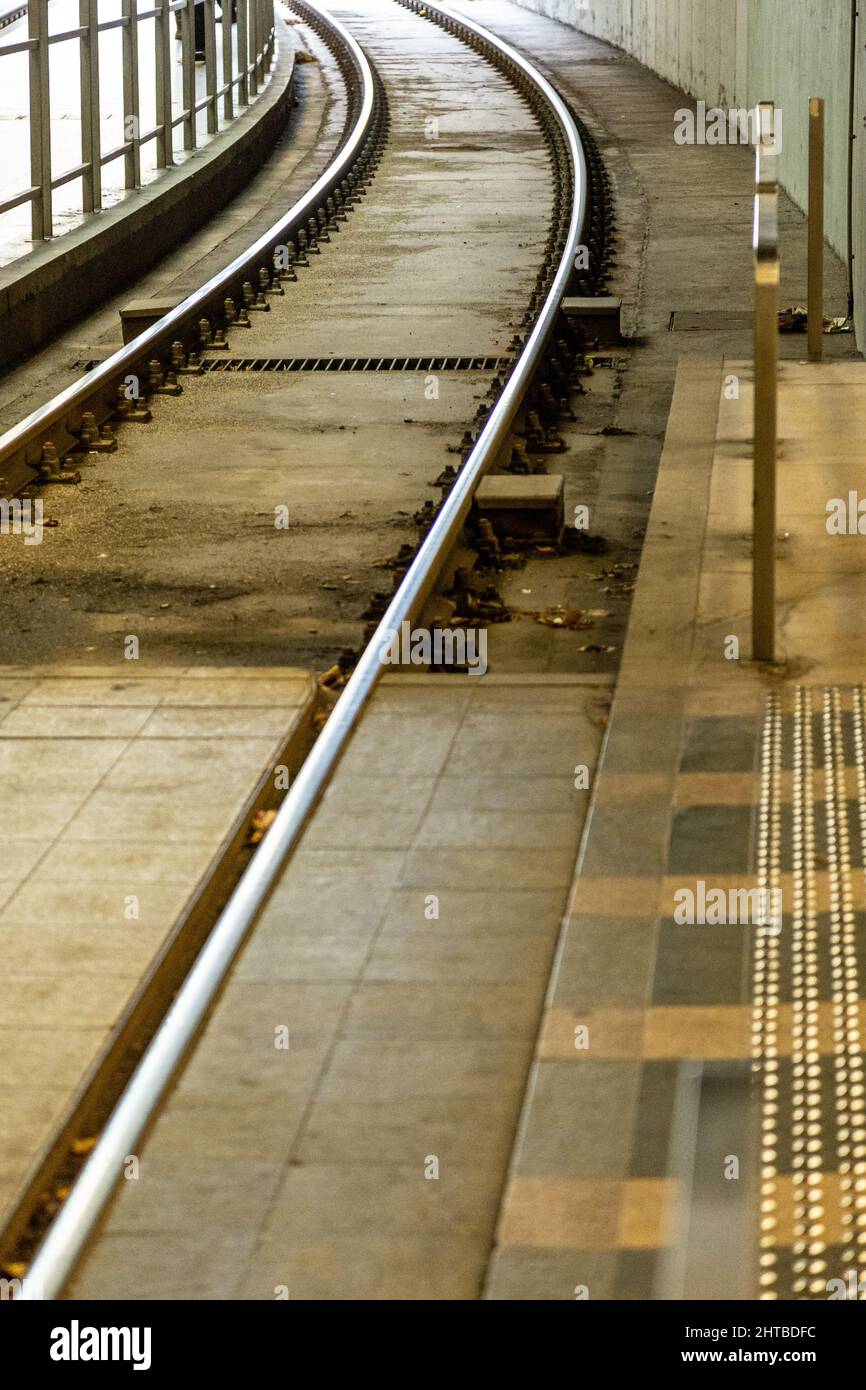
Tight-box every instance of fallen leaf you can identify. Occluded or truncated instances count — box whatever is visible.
[247,809,278,845]
[535,607,594,631]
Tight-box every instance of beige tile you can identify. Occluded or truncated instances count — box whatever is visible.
[539,1007,645,1060]
[0,1085,80,1160]
[97,736,277,794]
[618,1178,673,1248]
[0,706,150,737]
[138,706,301,738]
[0,1026,107,1086]
[0,840,49,880]
[0,737,126,793]
[569,875,663,917]
[0,879,190,928]
[37,838,216,883]
[0,923,168,975]
[643,1005,751,1059]
[0,792,87,839]
[674,771,756,805]
[0,972,140,1028]
[160,677,312,707]
[63,790,239,842]
[498,1177,621,1249]
[20,678,177,706]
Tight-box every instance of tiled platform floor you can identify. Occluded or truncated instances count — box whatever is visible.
[0,665,314,1228]
[488,359,866,1300]
[65,674,610,1299]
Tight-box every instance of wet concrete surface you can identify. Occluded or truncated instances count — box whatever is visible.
[0,0,550,670]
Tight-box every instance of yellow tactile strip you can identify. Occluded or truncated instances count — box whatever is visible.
[498,1177,672,1250]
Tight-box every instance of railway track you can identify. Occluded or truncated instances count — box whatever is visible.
[0,0,615,1298]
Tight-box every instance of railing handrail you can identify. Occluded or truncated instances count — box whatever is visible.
[19,0,587,1300]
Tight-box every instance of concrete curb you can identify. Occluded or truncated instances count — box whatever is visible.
[0,23,295,372]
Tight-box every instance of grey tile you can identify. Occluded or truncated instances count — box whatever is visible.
[317,1039,528,1103]
[680,716,759,773]
[603,712,683,774]
[365,926,555,984]
[260,1163,502,1243]
[486,1247,617,1301]
[514,1059,641,1179]
[416,808,578,851]
[67,1231,256,1300]
[667,805,753,875]
[580,802,670,876]
[295,1094,518,1168]
[237,1233,485,1300]
[341,982,539,1039]
[627,1061,680,1178]
[399,847,575,890]
[551,916,658,1009]
[652,918,749,1006]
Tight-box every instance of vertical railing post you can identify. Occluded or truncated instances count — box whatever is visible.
[248,0,258,97]
[80,0,102,212]
[28,0,52,238]
[237,0,248,105]
[221,0,233,122]
[122,0,142,188]
[204,0,217,132]
[753,101,780,665]
[180,0,196,149]
[155,0,174,167]
[808,96,825,363]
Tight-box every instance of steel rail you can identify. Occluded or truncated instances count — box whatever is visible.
[0,0,376,498]
[20,0,588,1301]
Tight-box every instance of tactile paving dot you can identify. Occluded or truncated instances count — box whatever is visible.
[752,687,866,1299]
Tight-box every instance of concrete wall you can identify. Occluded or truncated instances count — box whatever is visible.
[517,0,855,323]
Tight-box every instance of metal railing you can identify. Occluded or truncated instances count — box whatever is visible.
[0,0,276,241]
[18,0,586,1299]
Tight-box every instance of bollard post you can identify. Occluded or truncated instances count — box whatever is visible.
[753,102,780,664]
[808,97,825,362]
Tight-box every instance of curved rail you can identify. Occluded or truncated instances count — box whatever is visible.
[0,0,383,497]
[20,0,588,1301]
